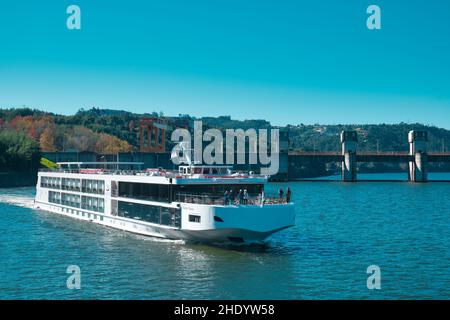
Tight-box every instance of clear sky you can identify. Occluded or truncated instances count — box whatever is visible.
[0,0,449,127]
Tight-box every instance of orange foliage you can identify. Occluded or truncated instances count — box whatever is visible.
[95,133,133,153]
[2,115,134,153]
[39,128,57,152]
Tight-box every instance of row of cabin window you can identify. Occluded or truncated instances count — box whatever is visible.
[48,191,104,213]
[41,177,105,194]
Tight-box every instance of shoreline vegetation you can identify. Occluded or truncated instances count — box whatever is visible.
[1,107,450,187]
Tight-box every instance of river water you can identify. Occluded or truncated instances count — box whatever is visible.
[0,176,449,299]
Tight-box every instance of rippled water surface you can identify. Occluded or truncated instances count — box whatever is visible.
[0,178,449,299]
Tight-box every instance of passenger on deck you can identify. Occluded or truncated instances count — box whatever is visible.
[224,190,229,205]
[286,187,291,203]
[243,189,248,205]
[278,188,284,203]
[238,189,243,204]
[229,189,235,205]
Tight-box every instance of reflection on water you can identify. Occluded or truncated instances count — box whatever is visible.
[1,174,450,299]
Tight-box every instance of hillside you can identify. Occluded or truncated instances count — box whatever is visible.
[1,107,450,174]
[288,123,450,153]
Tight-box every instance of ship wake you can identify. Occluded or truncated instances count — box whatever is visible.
[0,188,36,209]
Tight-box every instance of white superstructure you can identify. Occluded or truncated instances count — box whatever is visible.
[34,162,295,243]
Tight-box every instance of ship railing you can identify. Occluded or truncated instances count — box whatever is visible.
[38,168,171,176]
[174,192,288,206]
[38,168,264,180]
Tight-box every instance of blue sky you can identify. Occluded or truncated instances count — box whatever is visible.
[0,0,449,127]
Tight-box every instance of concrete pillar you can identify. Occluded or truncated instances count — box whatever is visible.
[340,131,357,181]
[408,130,428,182]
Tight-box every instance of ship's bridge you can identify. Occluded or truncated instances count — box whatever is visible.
[177,165,267,179]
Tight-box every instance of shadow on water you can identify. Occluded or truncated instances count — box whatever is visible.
[194,241,271,253]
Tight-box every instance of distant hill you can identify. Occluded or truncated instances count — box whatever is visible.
[288,123,450,153]
[1,107,449,155]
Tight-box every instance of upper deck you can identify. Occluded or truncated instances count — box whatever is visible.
[38,162,268,185]
[38,162,291,207]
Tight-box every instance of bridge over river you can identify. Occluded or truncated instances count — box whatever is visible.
[288,131,450,182]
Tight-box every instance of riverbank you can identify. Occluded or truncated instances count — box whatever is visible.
[0,172,37,188]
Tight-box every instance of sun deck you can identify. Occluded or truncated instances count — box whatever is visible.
[39,162,268,182]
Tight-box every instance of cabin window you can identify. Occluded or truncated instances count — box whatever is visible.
[82,179,105,194]
[189,215,201,223]
[61,178,81,192]
[41,177,61,189]
[60,193,81,208]
[81,196,104,213]
[117,201,181,227]
[48,191,61,204]
[118,182,169,203]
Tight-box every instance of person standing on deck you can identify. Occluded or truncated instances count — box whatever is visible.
[286,187,292,203]
[243,189,248,205]
[238,189,243,204]
[224,190,229,205]
[229,189,234,205]
[278,188,284,203]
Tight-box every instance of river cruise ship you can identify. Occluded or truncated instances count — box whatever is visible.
[34,162,295,243]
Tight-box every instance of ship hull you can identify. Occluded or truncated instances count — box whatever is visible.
[34,201,295,244]
[35,170,295,244]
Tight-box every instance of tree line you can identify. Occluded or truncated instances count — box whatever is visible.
[1,107,449,173]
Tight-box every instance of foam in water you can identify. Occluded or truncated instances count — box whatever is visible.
[0,190,35,209]
[0,187,186,244]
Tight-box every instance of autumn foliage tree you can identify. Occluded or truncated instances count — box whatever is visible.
[95,133,133,153]
[0,111,135,154]
[39,128,57,152]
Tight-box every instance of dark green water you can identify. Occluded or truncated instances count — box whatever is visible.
[0,177,449,299]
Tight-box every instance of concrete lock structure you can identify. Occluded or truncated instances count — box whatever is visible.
[408,130,428,182]
[340,131,358,182]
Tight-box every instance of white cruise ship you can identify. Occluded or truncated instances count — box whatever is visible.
[34,162,295,244]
